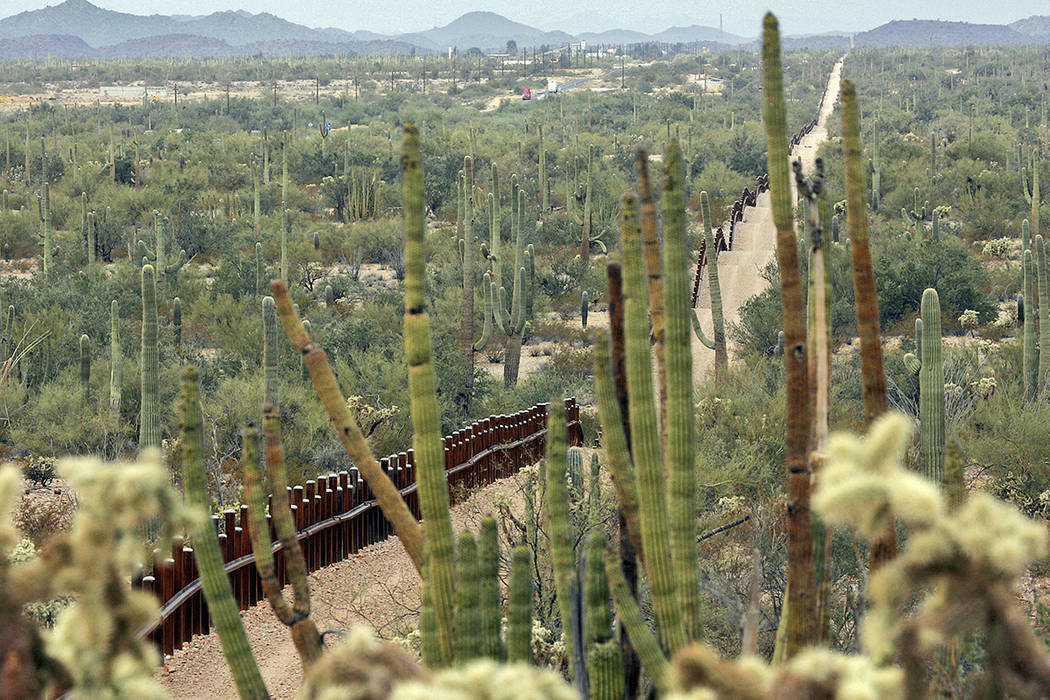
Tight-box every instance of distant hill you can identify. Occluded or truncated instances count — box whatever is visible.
[0,33,92,58]
[1011,16,1050,40]
[650,25,747,45]
[400,12,574,52]
[854,20,1029,48]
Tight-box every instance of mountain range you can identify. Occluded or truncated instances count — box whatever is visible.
[0,1,1048,59]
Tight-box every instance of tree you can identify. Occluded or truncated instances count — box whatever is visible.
[506,39,517,55]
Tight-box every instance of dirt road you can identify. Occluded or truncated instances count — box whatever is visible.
[692,57,843,376]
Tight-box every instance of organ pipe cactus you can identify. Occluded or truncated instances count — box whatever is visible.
[403,123,456,666]
[138,212,186,290]
[109,299,121,415]
[763,13,815,656]
[507,547,533,663]
[1038,235,1050,394]
[263,296,279,410]
[841,78,897,568]
[139,264,159,449]
[181,366,270,699]
[903,288,945,484]
[691,190,727,380]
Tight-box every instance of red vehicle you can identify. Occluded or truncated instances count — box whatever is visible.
[522,88,532,100]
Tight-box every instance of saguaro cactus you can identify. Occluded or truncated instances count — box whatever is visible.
[139,264,159,450]
[138,213,186,291]
[255,242,264,295]
[453,532,480,663]
[180,366,269,699]
[403,124,456,667]
[459,158,476,379]
[585,533,624,700]
[1023,149,1042,237]
[109,300,121,415]
[1038,235,1050,393]
[41,182,51,279]
[1023,244,1037,401]
[691,190,727,379]
[507,546,533,663]
[173,297,182,351]
[903,288,945,484]
[79,334,90,400]
[263,296,279,410]
[478,517,503,661]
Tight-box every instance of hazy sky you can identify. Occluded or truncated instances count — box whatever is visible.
[3,0,1047,37]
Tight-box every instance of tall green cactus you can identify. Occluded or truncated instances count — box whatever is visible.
[1023,246,1037,402]
[1023,149,1041,238]
[79,334,90,400]
[41,182,51,279]
[255,242,264,295]
[1038,235,1050,394]
[585,533,624,700]
[281,209,291,282]
[489,165,501,290]
[691,190,727,380]
[507,546,533,663]
[263,295,279,411]
[453,532,480,663]
[173,297,182,351]
[581,290,589,328]
[109,300,121,416]
[903,288,945,484]
[459,158,476,374]
[180,366,269,699]
[403,124,456,667]
[478,516,503,661]
[139,212,186,291]
[139,264,159,450]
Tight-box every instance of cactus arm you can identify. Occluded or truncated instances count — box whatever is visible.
[478,516,504,660]
[137,239,155,260]
[494,285,511,335]
[473,273,493,351]
[507,546,533,664]
[763,13,815,656]
[402,124,456,667]
[663,141,702,641]
[903,353,921,377]
[592,332,644,561]
[621,190,687,654]
[271,279,424,572]
[545,398,581,680]
[166,248,187,274]
[604,549,669,694]
[690,310,716,349]
[180,367,270,699]
[510,268,526,332]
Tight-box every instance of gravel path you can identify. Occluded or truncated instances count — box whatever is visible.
[157,474,529,699]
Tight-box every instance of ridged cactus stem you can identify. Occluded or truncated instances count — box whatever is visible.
[79,334,90,400]
[586,534,624,700]
[636,149,666,424]
[663,141,702,641]
[180,366,269,699]
[109,300,121,415]
[1039,236,1050,394]
[139,264,159,450]
[490,164,501,290]
[453,532,481,663]
[86,211,95,269]
[459,159,476,376]
[696,190,727,379]
[261,406,324,666]
[1024,248,1037,401]
[41,182,51,279]
[539,123,548,212]
[271,279,424,570]
[762,13,815,657]
[621,190,686,654]
[478,516,503,660]
[507,546,533,664]
[904,289,945,483]
[403,124,456,667]
[546,398,582,680]
[281,209,290,282]
[604,549,669,693]
[263,296,279,411]
[253,158,261,234]
[173,297,182,351]
[255,242,264,295]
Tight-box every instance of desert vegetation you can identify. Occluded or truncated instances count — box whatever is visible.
[2,8,1050,700]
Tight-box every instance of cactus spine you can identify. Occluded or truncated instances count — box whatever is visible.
[507,546,533,663]
[109,300,121,415]
[904,289,945,483]
[139,264,159,450]
[403,124,456,667]
[180,366,269,699]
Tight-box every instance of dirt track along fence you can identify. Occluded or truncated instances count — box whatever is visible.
[135,397,583,656]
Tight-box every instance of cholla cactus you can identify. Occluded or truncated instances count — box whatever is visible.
[0,452,183,698]
[392,659,576,700]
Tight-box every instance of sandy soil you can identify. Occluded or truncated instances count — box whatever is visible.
[157,472,533,699]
